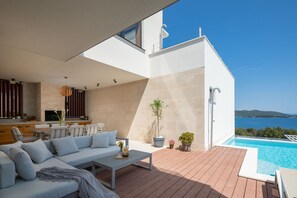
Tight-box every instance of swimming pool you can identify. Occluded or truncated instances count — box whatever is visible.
[224,137,297,176]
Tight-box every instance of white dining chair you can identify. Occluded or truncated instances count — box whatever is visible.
[35,124,50,128]
[11,127,38,142]
[34,124,50,140]
[85,124,99,136]
[49,126,68,139]
[69,125,84,137]
[97,123,105,132]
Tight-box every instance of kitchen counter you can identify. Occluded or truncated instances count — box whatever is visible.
[0,120,91,125]
[0,120,91,145]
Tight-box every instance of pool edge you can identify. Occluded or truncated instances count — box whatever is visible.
[218,144,275,183]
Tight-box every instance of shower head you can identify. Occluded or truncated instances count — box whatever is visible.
[211,87,221,93]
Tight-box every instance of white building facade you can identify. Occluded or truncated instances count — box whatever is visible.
[0,3,233,150]
[85,11,235,150]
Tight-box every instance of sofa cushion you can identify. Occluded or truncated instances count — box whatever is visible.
[107,130,117,146]
[57,146,120,167]
[74,136,92,149]
[43,140,56,154]
[0,154,78,198]
[0,151,15,189]
[0,141,22,155]
[91,133,109,148]
[8,147,36,181]
[34,157,76,171]
[22,139,53,163]
[52,137,79,157]
[0,174,78,198]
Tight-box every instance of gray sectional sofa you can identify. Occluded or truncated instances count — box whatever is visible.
[0,134,126,198]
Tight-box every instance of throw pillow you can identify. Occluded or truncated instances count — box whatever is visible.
[22,139,53,163]
[91,133,109,148]
[8,147,36,181]
[0,141,22,155]
[107,130,117,146]
[52,137,79,157]
[74,136,92,149]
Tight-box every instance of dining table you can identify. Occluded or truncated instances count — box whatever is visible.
[33,127,50,140]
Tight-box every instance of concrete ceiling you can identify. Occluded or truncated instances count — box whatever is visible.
[0,44,147,90]
[0,0,177,61]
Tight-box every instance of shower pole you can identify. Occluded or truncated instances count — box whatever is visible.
[209,87,221,149]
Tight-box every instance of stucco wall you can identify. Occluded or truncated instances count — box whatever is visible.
[87,68,205,150]
[204,38,235,148]
[149,38,205,78]
[142,11,163,54]
[23,82,38,118]
[38,83,65,122]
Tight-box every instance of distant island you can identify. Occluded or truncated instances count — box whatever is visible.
[235,110,297,118]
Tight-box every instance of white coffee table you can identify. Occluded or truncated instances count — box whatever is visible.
[92,150,152,189]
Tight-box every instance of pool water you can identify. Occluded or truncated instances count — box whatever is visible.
[224,138,297,176]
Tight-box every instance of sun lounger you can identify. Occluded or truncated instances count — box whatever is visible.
[275,168,297,198]
[284,135,297,142]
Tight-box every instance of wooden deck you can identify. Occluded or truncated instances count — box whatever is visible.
[96,146,280,198]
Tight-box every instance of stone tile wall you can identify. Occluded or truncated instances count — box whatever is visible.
[88,68,206,150]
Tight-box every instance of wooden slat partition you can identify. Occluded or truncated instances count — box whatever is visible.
[0,79,23,118]
[65,88,85,118]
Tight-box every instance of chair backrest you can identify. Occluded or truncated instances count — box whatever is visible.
[50,126,68,139]
[35,124,50,129]
[97,123,105,132]
[69,125,84,137]
[11,127,23,142]
[85,124,99,136]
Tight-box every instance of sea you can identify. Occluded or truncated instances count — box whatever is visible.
[235,117,297,130]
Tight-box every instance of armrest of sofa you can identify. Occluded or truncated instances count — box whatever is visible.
[116,137,129,147]
[0,151,15,188]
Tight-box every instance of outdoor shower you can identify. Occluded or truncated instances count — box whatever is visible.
[209,87,221,149]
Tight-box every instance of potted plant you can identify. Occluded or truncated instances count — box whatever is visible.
[149,98,167,147]
[169,139,175,149]
[117,141,123,153]
[178,132,194,152]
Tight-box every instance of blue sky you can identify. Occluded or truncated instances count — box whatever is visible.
[163,0,297,114]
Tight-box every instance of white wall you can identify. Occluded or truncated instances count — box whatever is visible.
[87,68,206,150]
[83,36,149,78]
[82,11,164,78]
[142,11,163,54]
[204,37,235,149]
[149,38,205,78]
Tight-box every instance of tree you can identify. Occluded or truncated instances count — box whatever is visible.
[149,98,167,137]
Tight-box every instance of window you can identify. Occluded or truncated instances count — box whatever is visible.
[65,88,85,118]
[118,22,142,47]
[0,79,23,118]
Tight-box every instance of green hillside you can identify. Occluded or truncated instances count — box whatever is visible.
[235,110,293,118]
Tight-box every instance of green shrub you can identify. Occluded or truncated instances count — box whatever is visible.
[235,127,297,139]
[178,132,194,144]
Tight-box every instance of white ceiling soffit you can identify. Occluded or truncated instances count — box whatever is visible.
[0,44,147,90]
[0,0,177,61]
